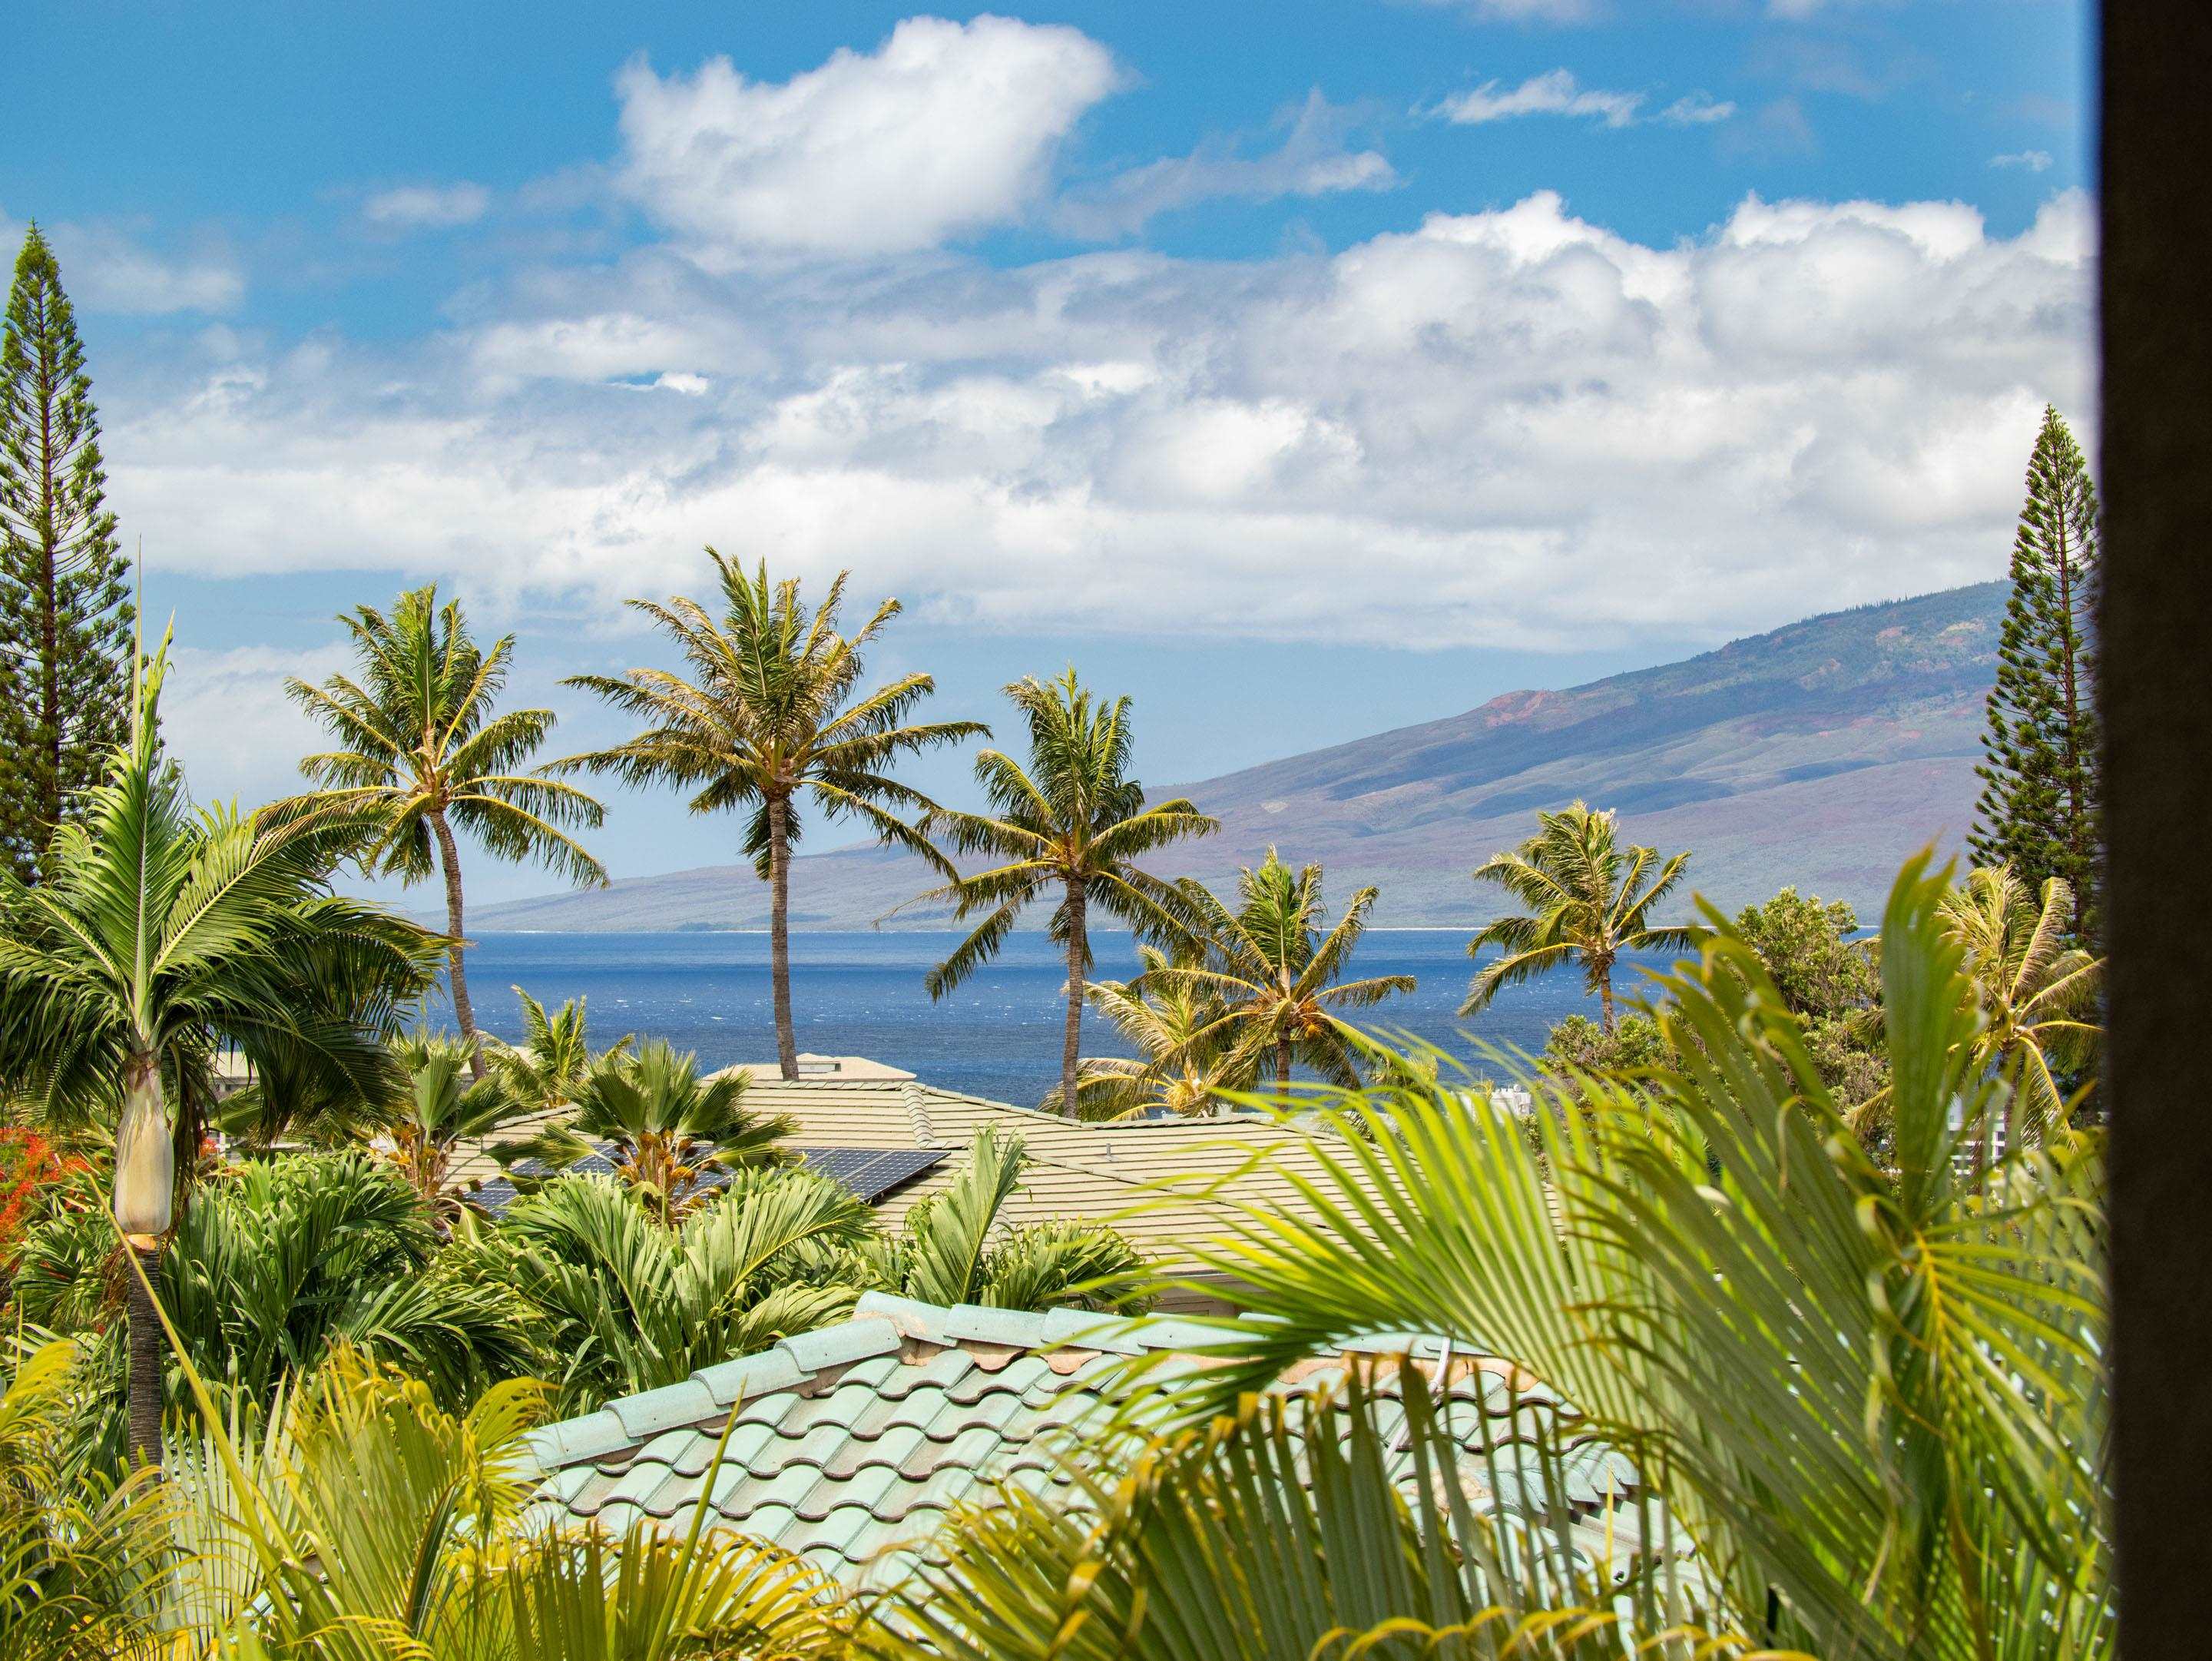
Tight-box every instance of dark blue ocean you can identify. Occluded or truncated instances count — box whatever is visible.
[458,932,1687,1107]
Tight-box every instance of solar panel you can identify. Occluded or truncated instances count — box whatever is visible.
[465,1142,948,1217]
[790,1145,951,1203]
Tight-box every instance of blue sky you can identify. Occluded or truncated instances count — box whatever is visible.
[1,1,2092,902]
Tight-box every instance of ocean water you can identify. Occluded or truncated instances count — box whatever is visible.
[458,930,1689,1108]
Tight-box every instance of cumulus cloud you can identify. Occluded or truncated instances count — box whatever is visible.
[1436,69,1644,128]
[0,211,242,314]
[1055,91,1397,238]
[1990,150,2055,173]
[98,186,2094,656]
[614,15,1121,261]
[161,643,347,810]
[362,182,492,229]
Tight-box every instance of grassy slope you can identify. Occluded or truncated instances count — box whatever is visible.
[470,581,2007,930]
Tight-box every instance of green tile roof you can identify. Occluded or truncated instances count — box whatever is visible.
[518,1291,1676,1590]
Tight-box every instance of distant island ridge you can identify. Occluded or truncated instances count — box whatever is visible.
[462,580,2006,932]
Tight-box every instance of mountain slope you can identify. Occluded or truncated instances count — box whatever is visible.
[469,581,2006,931]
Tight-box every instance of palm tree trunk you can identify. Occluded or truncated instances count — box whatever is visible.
[1277,1033,1293,1095]
[1061,881,1087,1117]
[124,1243,165,1468]
[1598,970,1617,1034]
[428,808,485,1081]
[114,1047,173,1473]
[768,794,798,1081]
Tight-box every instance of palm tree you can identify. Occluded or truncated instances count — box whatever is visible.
[556,558,985,1080]
[1040,943,1249,1119]
[1942,865,2102,1137]
[913,671,1217,1116]
[486,984,625,1118]
[882,854,2111,1658]
[1853,864,2103,1154]
[501,1039,795,1225]
[0,640,440,1470]
[494,1169,873,1412]
[1462,800,1707,1031]
[1154,850,1414,1093]
[381,1036,545,1225]
[284,585,608,1079]
[856,1128,1148,1311]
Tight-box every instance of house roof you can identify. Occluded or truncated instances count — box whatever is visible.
[518,1291,1664,1591]
[707,1057,1366,1310]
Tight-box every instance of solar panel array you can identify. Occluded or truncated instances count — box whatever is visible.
[465,1142,949,1218]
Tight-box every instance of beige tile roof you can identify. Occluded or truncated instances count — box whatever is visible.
[710,1056,1363,1313]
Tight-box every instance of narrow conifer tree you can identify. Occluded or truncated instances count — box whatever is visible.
[1971,404,2101,941]
[0,226,135,880]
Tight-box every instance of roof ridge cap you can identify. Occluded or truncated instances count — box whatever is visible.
[901,1080,941,1146]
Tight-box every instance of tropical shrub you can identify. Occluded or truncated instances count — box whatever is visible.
[484,1169,875,1414]
[846,1129,1151,1313]
[13,1152,529,1463]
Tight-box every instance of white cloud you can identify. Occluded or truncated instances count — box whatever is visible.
[1437,69,1643,128]
[362,182,492,229]
[0,211,243,314]
[614,15,1121,261]
[161,643,348,811]
[1658,92,1737,126]
[1990,150,2055,173]
[1404,0,1598,21]
[1055,91,1396,239]
[98,187,2094,657]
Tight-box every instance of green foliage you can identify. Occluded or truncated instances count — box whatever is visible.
[1972,403,2101,943]
[1733,885,1888,1112]
[1540,1010,1666,1073]
[853,1128,1149,1313]
[283,583,608,1071]
[161,1344,854,1657]
[382,1038,545,1222]
[1463,800,1707,1030]
[501,1038,793,1225]
[1038,853,2107,1658]
[488,984,625,1115]
[488,1169,873,1414]
[0,226,135,881]
[0,1338,168,1660]
[1147,848,1414,1092]
[14,1152,530,1464]
[557,557,982,1078]
[914,669,1217,1112]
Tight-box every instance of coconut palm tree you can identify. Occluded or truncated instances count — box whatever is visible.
[1039,943,1248,1119]
[1154,850,1414,1093]
[1942,865,2102,1136]
[1462,800,1707,1031]
[500,1039,795,1225]
[881,855,2111,1659]
[558,559,983,1081]
[283,585,608,1079]
[486,985,624,1118]
[854,1128,1148,1311]
[1852,864,2103,1155]
[0,640,440,1470]
[913,671,1217,1116]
